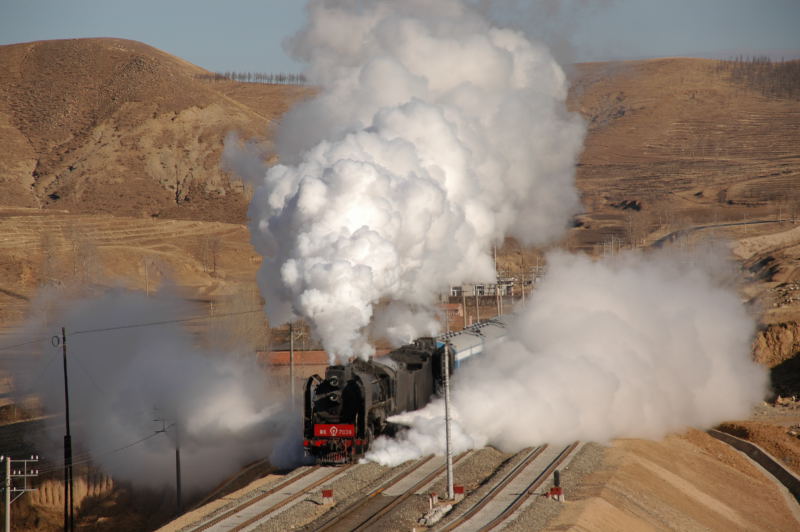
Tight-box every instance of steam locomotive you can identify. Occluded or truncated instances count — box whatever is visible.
[302,317,508,463]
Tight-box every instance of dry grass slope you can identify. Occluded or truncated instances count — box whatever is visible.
[1,41,800,531]
[0,38,313,222]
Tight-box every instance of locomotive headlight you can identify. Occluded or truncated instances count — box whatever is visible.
[328,376,339,387]
[328,391,341,402]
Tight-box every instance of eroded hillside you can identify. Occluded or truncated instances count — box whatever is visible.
[0,38,313,222]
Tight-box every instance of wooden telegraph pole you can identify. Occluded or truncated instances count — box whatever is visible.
[61,327,74,532]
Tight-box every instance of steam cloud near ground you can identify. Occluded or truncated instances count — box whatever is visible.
[11,290,301,491]
[225,0,584,361]
[366,250,770,465]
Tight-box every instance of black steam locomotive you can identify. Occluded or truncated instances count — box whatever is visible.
[302,318,508,463]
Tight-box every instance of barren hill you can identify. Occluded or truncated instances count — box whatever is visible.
[0,38,313,222]
[2,43,800,531]
[570,57,799,235]
[563,58,800,329]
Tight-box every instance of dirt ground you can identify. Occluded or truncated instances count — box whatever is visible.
[548,430,800,531]
[0,39,799,530]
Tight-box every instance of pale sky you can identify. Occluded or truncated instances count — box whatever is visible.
[0,0,798,73]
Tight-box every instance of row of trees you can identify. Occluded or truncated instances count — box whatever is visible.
[714,56,800,99]
[196,71,308,85]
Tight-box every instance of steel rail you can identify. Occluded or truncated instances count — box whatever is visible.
[361,451,472,531]
[479,442,579,531]
[312,455,435,532]
[351,451,471,531]
[188,465,322,532]
[229,465,354,532]
[322,452,472,532]
[438,445,546,532]
[190,458,271,511]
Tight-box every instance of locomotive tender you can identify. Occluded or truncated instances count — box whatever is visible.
[302,317,508,463]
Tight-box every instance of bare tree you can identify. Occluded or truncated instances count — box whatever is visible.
[625,210,653,248]
[38,232,61,286]
[714,57,800,99]
[199,235,222,274]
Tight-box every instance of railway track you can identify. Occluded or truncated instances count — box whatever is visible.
[310,451,473,532]
[439,442,580,532]
[178,442,578,531]
[186,464,353,532]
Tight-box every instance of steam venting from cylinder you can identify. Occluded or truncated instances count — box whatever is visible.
[225,0,585,361]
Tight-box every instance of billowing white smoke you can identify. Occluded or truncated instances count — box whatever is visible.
[366,250,770,465]
[12,290,301,491]
[228,0,584,360]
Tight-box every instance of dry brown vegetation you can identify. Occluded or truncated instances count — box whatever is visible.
[714,57,800,100]
[0,38,314,222]
[1,39,800,530]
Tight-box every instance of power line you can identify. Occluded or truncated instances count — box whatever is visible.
[0,308,263,352]
[71,309,262,336]
[37,430,168,475]
[0,336,50,353]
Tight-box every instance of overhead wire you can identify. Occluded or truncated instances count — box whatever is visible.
[71,308,263,336]
[0,308,263,352]
[0,335,51,353]
[38,429,168,475]
[1,307,266,470]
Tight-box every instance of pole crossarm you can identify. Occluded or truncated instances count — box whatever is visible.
[2,455,40,532]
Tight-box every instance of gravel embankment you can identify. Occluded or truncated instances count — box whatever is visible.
[424,447,538,530]
[256,461,397,531]
[503,442,606,532]
[378,447,513,531]
[172,443,606,531]
[172,468,312,532]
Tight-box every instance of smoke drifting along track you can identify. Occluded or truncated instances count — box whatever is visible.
[12,290,299,492]
[368,250,769,465]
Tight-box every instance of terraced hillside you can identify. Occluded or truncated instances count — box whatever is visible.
[568,58,800,249]
[0,38,313,222]
[0,209,259,325]
[1,40,800,532]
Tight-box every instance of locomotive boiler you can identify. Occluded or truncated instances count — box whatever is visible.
[302,317,508,463]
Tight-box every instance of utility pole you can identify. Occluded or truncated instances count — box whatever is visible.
[2,455,39,532]
[61,327,74,532]
[494,244,500,317]
[289,323,295,408]
[442,345,454,500]
[175,425,182,515]
[154,416,182,514]
[461,289,467,329]
[3,457,8,532]
[520,251,526,306]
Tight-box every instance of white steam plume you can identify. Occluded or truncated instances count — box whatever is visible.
[10,289,302,492]
[366,250,769,465]
[227,0,584,360]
